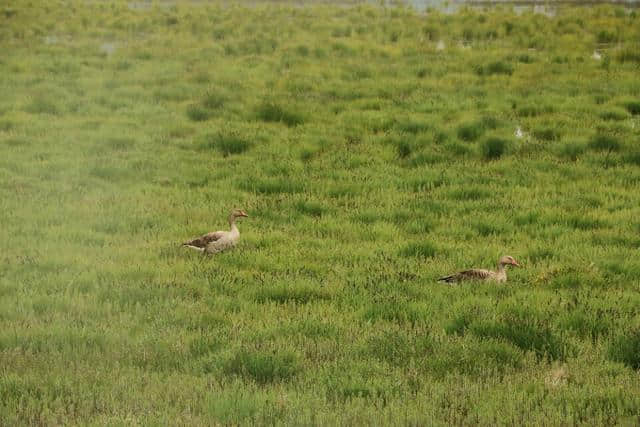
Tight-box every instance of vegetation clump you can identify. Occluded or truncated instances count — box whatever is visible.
[199,133,252,156]
[609,330,640,370]
[533,127,561,141]
[399,242,438,258]
[624,100,640,115]
[481,136,510,160]
[256,102,304,127]
[475,60,514,76]
[224,349,300,384]
[589,134,621,152]
[186,103,210,121]
[2,2,640,424]
[457,121,485,142]
[558,141,586,161]
[599,108,629,121]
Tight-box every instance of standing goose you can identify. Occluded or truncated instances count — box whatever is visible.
[438,255,520,283]
[182,209,248,254]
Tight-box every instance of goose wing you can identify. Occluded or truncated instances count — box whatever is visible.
[182,231,226,248]
[438,268,493,283]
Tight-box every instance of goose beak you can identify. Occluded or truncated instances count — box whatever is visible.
[512,260,520,267]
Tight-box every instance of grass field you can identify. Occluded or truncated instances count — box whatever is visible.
[1,0,640,424]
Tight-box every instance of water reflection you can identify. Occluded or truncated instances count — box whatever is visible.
[101,0,640,11]
[376,0,637,13]
[100,42,118,56]
[86,0,640,15]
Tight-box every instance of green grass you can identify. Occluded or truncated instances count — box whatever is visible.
[480,136,510,159]
[1,1,640,424]
[255,102,304,127]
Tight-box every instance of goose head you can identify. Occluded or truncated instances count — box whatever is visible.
[499,255,520,267]
[231,209,249,219]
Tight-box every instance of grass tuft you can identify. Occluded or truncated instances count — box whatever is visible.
[471,318,567,360]
[186,103,210,122]
[295,200,325,217]
[104,137,135,151]
[476,61,514,76]
[199,133,252,156]
[589,134,620,152]
[363,302,430,325]
[623,100,640,115]
[399,242,438,258]
[395,139,412,158]
[457,121,485,142]
[206,390,262,424]
[623,151,640,167]
[25,98,60,115]
[608,329,640,370]
[202,90,227,110]
[238,177,304,195]
[253,283,331,304]
[256,102,304,127]
[224,349,300,384]
[599,108,629,121]
[559,310,609,340]
[480,136,510,160]
[532,127,561,141]
[517,104,553,117]
[558,141,586,161]
[616,47,640,63]
[366,330,433,365]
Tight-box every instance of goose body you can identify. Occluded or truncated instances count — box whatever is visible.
[183,209,248,255]
[438,255,520,283]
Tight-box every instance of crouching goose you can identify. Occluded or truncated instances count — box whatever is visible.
[438,255,520,283]
[182,209,248,255]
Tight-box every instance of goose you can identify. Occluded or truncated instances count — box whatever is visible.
[182,209,248,254]
[438,255,520,283]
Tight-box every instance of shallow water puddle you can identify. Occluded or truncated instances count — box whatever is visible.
[127,0,175,10]
[128,1,152,10]
[100,42,118,55]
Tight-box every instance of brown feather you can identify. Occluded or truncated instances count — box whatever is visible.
[438,269,493,283]
[457,269,493,280]
[182,231,225,248]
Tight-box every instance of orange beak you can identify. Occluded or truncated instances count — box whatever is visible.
[240,212,249,217]
[512,260,520,267]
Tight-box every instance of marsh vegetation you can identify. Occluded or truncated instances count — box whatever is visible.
[1,1,639,424]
